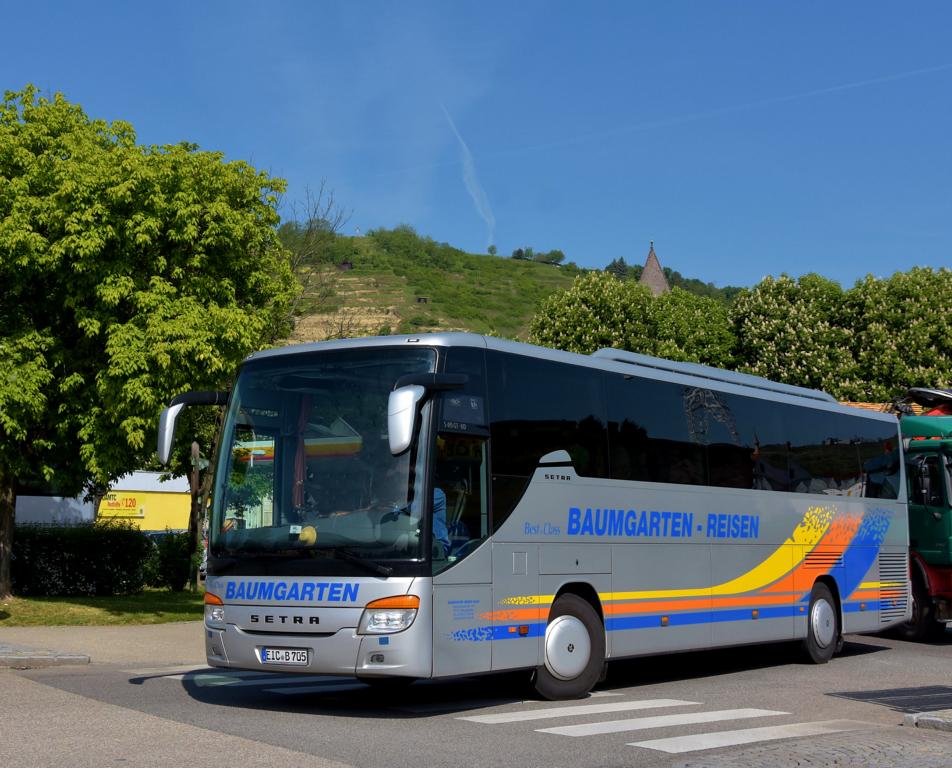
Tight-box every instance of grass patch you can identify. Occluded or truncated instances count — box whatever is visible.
[0,588,204,626]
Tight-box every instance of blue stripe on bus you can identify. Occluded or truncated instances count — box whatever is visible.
[487,600,890,640]
[820,509,891,601]
[605,605,799,632]
[842,600,888,613]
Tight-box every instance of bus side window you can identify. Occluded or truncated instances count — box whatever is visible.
[487,351,609,532]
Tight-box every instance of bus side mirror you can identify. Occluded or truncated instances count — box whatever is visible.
[388,385,426,456]
[158,403,186,465]
[156,390,230,465]
[387,373,467,456]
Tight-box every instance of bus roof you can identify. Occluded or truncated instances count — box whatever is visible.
[245,333,891,420]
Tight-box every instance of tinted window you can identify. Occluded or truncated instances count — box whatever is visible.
[607,373,898,498]
[705,391,788,491]
[607,375,705,486]
[439,346,488,436]
[487,351,608,530]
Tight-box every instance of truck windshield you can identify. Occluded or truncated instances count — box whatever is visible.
[210,346,436,565]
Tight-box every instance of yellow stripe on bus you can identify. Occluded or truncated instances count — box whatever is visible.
[499,505,839,608]
[607,505,835,601]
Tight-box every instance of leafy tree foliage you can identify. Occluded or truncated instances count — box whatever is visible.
[729,274,856,394]
[535,248,565,265]
[844,268,952,401]
[0,86,295,596]
[662,267,744,304]
[653,289,736,368]
[605,257,640,281]
[529,272,654,353]
[529,273,737,364]
[530,268,951,402]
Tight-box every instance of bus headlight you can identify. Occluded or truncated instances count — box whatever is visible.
[204,591,226,628]
[357,595,420,634]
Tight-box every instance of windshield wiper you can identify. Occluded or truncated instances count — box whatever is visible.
[333,547,393,577]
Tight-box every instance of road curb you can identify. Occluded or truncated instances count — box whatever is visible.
[0,646,91,668]
[903,709,952,732]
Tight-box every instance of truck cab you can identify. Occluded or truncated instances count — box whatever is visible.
[899,388,952,640]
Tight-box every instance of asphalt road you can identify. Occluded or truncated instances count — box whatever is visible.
[3,624,952,768]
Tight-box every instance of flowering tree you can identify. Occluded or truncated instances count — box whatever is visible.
[844,267,952,401]
[529,273,737,365]
[528,272,656,354]
[653,288,736,368]
[729,274,858,396]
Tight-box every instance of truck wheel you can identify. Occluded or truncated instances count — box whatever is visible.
[533,593,605,700]
[802,583,838,664]
[897,575,944,642]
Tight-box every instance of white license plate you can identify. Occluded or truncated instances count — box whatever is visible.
[260,647,309,666]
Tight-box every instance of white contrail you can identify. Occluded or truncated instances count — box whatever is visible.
[441,104,496,248]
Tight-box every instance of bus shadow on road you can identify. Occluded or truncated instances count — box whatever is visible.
[174,668,538,718]
[600,637,889,691]
[169,638,891,718]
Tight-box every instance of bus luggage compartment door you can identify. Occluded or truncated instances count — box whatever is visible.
[492,543,541,671]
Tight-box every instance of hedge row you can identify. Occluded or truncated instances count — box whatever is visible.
[12,523,193,597]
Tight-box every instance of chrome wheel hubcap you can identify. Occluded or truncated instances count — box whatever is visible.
[544,615,591,680]
[811,598,836,648]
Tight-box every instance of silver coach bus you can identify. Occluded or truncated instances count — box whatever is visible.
[158,333,909,699]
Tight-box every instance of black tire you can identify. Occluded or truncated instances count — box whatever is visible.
[533,593,605,700]
[897,574,944,642]
[802,582,839,664]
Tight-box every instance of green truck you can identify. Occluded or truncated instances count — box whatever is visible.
[898,387,952,640]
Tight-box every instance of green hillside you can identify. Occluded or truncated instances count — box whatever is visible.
[285,225,742,344]
[289,226,580,343]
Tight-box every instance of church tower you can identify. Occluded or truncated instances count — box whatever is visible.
[639,241,670,296]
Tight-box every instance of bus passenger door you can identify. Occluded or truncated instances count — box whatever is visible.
[431,434,494,677]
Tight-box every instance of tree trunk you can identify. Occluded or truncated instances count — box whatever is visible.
[0,470,16,599]
[188,442,201,591]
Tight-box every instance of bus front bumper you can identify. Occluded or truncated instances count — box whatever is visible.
[205,623,430,678]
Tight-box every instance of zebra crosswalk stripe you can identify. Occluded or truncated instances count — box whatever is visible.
[537,708,788,737]
[628,719,874,754]
[458,699,699,724]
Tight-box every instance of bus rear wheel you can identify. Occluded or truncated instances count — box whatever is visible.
[802,582,838,664]
[533,593,605,700]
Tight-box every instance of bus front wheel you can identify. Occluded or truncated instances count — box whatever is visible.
[533,593,605,700]
[802,582,838,664]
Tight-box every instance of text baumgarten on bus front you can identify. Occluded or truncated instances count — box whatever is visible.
[565,508,761,539]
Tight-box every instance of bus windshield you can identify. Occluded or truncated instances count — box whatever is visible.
[210,346,436,565]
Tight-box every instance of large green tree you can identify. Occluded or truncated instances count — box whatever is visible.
[529,272,656,354]
[653,288,736,368]
[729,274,857,396]
[0,87,296,596]
[844,267,952,401]
[528,272,737,364]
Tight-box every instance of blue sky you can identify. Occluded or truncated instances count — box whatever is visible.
[3,1,950,287]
